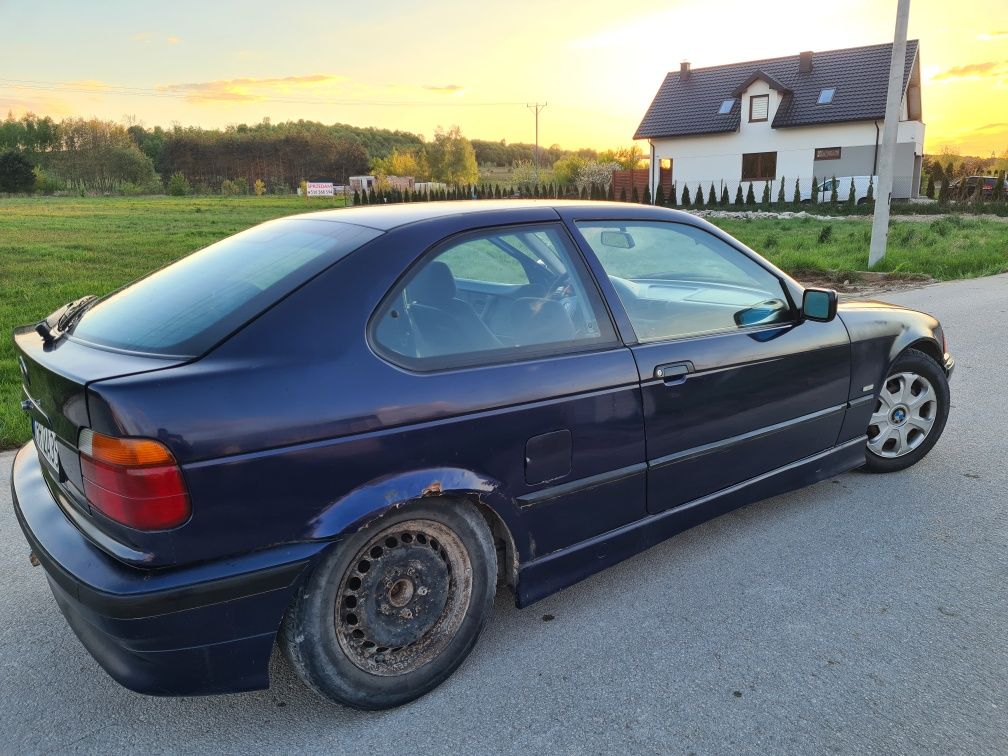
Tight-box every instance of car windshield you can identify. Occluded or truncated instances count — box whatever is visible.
[70,218,381,357]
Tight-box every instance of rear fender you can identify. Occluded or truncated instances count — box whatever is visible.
[308,466,528,565]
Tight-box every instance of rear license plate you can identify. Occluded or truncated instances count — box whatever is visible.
[32,420,61,472]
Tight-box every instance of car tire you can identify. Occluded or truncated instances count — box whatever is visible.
[280,499,497,710]
[863,347,950,473]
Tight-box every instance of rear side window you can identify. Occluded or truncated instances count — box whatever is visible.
[371,224,616,371]
[70,219,380,356]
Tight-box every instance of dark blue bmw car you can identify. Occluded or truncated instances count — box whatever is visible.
[11,201,953,709]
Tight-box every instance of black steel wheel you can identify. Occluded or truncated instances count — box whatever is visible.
[281,500,497,709]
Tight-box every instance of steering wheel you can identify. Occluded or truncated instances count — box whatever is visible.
[545,270,573,301]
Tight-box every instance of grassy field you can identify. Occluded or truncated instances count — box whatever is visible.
[2,195,1006,447]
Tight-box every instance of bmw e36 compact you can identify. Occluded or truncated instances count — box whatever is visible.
[11,201,953,709]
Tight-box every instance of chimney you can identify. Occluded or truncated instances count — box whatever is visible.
[799,51,813,73]
[680,60,691,81]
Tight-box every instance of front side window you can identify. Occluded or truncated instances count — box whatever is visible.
[575,221,793,342]
[742,151,777,181]
[371,225,615,370]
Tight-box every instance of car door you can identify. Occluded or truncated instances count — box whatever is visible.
[568,215,851,514]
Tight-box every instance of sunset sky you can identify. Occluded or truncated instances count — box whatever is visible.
[1,0,1006,155]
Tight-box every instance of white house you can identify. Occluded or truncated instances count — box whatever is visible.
[636,42,924,203]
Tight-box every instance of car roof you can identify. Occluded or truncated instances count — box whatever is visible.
[285,200,691,231]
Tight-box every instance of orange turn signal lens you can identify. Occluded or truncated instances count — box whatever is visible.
[79,429,175,467]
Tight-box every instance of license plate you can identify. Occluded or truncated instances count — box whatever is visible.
[32,420,61,472]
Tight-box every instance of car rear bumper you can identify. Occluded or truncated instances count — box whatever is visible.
[10,443,327,696]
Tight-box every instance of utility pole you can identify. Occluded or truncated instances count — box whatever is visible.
[869,0,910,267]
[527,102,547,182]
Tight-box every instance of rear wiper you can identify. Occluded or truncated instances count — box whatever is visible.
[35,295,98,345]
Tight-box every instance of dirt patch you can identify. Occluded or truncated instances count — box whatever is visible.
[793,269,935,298]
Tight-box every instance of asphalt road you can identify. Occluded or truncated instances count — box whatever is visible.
[2,274,1006,755]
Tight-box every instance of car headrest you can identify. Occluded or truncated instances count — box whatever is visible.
[409,261,456,306]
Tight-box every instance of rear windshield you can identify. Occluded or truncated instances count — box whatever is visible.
[70,218,381,357]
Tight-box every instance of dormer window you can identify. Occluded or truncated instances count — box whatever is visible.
[817,88,835,104]
[718,99,735,114]
[749,94,769,122]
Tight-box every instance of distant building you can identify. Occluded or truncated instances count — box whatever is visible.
[385,175,415,192]
[350,175,416,193]
[349,175,376,192]
[635,41,924,202]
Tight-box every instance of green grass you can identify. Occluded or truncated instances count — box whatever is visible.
[0,195,346,448]
[1,196,1006,448]
[709,214,1008,281]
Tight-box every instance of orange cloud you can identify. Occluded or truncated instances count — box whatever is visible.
[933,60,1008,80]
[155,74,345,103]
[423,84,464,93]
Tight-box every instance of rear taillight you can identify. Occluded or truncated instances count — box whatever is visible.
[78,429,190,530]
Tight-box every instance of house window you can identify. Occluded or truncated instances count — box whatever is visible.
[718,99,734,115]
[817,88,835,105]
[741,152,777,181]
[749,94,769,122]
[814,147,841,160]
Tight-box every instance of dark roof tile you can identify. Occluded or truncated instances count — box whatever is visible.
[635,41,919,139]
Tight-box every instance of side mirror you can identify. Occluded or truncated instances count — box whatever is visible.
[802,288,838,322]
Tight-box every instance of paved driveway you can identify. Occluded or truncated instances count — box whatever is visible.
[2,274,1006,755]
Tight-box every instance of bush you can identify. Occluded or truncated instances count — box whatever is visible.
[777,178,786,204]
[254,178,267,196]
[681,184,691,206]
[847,180,856,208]
[793,178,801,205]
[761,182,770,205]
[167,171,190,196]
[830,175,839,204]
[655,185,666,206]
[119,181,144,196]
[925,174,935,199]
[221,179,245,195]
[817,224,833,244]
[708,183,717,206]
[0,150,36,193]
[720,185,729,205]
[33,166,64,194]
[810,177,819,204]
[734,185,743,205]
[866,176,875,204]
[619,186,627,202]
[745,183,755,205]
